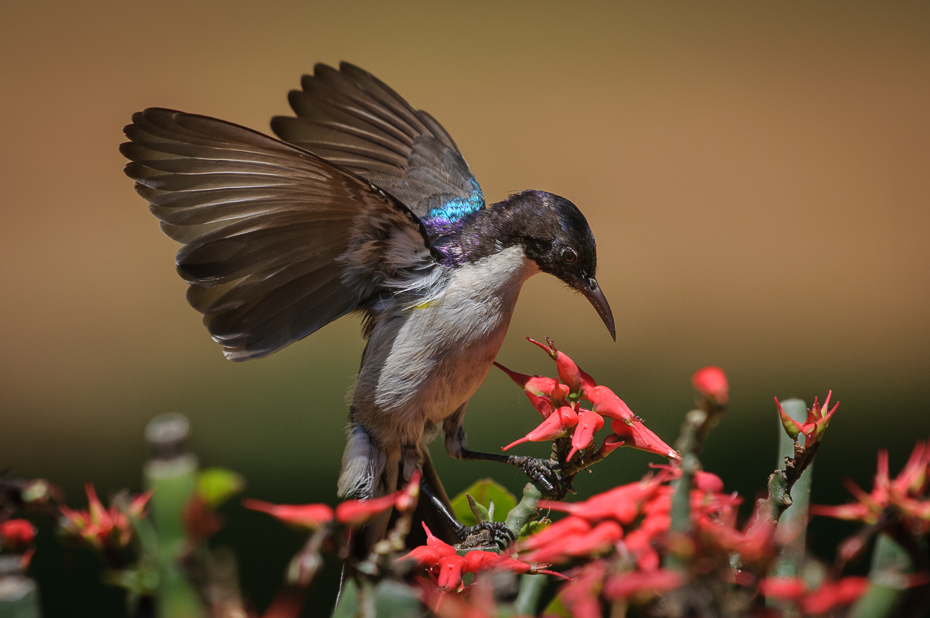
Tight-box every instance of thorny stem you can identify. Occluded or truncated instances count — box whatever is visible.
[666,410,707,574]
[670,410,708,536]
[772,399,812,583]
[694,399,727,456]
[357,487,421,579]
[288,523,333,586]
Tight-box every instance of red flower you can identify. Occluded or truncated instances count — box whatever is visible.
[812,440,930,533]
[336,470,421,525]
[610,417,681,461]
[538,473,669,527]
[518,515,592,554]
[801,577,869,614]
[493,362,560,399]
[696,500,777,566]
[242,500,334,530]
[502,406,578,451]
[245,472,421,529]
[0,519,36,552]
[758,577,807,600]
[183,495,223,543]
[567,409,605,461]
[335,493,400,526]
[776,391,838,445]
[59,483,151,552]
[603,568,684,603]
[553,561,607,618]
[527,337,596,396]
[692,366,729,406]
[693,471,725,494]
[585,385,636,423]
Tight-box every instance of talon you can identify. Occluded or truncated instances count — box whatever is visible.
[456,521,515,549]
[519,457,563,495]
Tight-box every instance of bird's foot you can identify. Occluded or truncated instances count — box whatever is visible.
[513,456,567,498]
[457,521,516,550]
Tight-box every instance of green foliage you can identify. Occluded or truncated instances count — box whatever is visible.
[195,467,245,509]
[450,479,517,527]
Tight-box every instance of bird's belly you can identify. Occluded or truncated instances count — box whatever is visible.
[355,247,538,445]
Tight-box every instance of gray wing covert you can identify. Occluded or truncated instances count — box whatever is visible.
[270,62,485,230]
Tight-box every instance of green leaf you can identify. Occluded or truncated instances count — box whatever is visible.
[543,593,572,618]
[332,578,359,618]
[373,581,421,618]
[467,494,490,523]
[196,467,245,508]
[450,479,517,527]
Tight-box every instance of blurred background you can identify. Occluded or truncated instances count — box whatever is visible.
[2,1,929,615]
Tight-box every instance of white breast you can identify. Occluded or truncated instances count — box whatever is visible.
[353,246,539,446]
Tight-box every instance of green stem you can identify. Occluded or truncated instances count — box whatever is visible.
[772,399,811,579]
[666,410,707,571]
[505,482,543,536]
[669,410,707,535]
[513,574,547,616]
[143,414,205,618]
[0,556,41,618]
[849,534,913,618]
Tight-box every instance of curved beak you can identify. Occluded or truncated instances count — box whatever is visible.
[577,277,616,341]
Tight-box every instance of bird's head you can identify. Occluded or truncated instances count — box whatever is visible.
[509,191,616,341]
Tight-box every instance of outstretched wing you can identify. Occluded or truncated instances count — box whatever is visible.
[271,62,485,236]
[122,108,434,361]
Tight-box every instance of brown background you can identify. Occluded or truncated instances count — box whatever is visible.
[2,1,929,614]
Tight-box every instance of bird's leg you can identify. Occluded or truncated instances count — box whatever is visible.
[460,449,565,497]
[442,404,566,499]
[419,477,515,550]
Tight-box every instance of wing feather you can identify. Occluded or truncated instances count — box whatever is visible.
[122,107,433,360]
[271,62,485,226]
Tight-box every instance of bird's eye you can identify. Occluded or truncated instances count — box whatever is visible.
[561,248,578,264]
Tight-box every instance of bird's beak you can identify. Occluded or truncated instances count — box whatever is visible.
[577,277,616,341]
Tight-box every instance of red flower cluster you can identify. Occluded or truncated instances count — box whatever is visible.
[812,440,930,535]
[497,338,679,462]
[516,460,834,614]
[525,466,749,572]
[403,522,566,612]
[403,523,565,593]
[59,483,152,552]
[244,471,422,530]
[0,518,36,552]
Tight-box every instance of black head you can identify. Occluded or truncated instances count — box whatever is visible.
[506,191,616,340]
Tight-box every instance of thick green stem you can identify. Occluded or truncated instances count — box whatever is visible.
[505,482,543,536]
[849,534,913,618]
[0,556,41,618]
[143,414,205,618]
[513,574,547,616]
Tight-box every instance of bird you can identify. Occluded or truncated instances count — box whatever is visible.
[121,62,615,550]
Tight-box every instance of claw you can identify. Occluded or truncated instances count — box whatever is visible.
[518,457,564,496]
[460,521,516,550]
